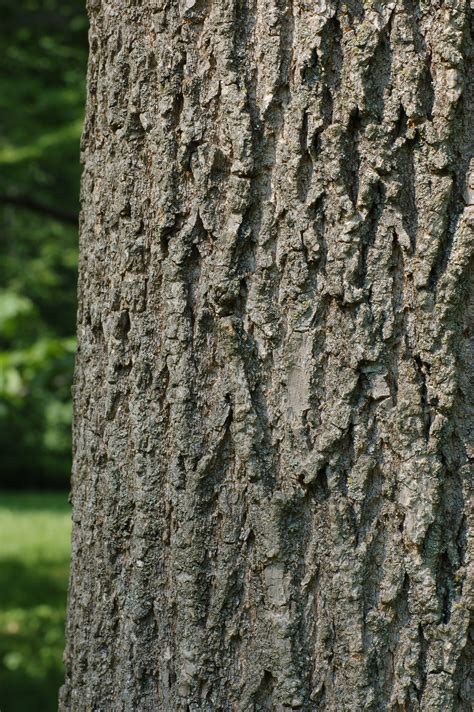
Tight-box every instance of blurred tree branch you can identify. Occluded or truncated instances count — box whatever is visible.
[0,195,78,226]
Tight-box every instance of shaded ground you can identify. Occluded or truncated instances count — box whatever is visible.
[0,492,71,711]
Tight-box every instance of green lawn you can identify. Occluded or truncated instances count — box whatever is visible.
[0,492,71,712]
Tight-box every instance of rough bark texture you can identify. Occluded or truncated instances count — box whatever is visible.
[61,1,473,710]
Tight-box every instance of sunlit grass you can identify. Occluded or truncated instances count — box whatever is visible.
[0,492,71,712]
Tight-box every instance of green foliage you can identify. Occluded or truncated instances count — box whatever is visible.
[0,0,87,488]
[0,492,71,711]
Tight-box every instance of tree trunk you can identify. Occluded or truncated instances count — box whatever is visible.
[61,1,473,709]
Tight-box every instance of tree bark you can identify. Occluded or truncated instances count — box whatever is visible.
[61,1,473,709]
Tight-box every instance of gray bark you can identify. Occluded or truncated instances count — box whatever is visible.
[61,1,473,710]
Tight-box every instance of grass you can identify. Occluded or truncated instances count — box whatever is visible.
[0,491,71,712]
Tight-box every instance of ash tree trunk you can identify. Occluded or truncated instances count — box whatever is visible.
[61,0,473,710]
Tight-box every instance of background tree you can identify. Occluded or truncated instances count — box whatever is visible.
[0,0,87,489]
[62,1,473,710]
